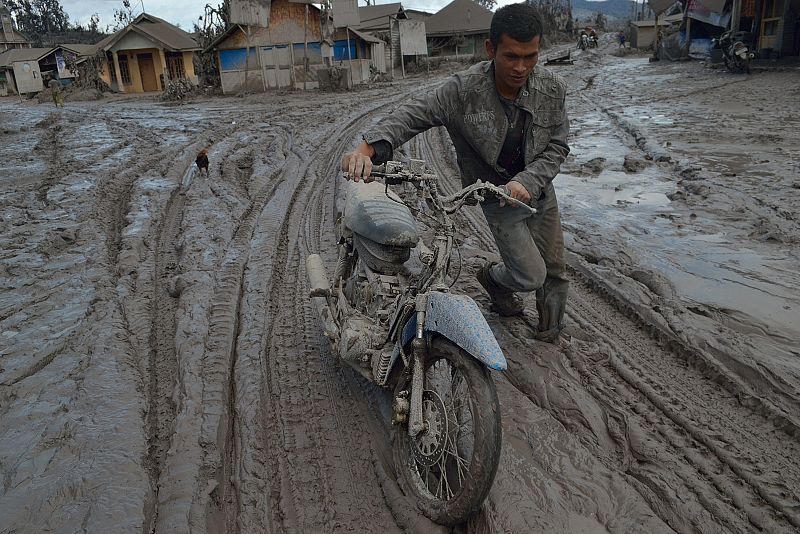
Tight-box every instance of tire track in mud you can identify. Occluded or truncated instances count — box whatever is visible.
[417,119,800,531]
[564,264,800,531]
[152,123,289,533]
[144,185,186,529]
[87,107,251,532]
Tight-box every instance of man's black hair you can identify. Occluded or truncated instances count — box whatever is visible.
[489,3,544,48]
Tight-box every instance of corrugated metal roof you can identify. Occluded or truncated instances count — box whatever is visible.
[355,3,407,30]
[91,12,199,55]
[349,26,383,44]
[425,0,493,36]
[0,47,52,67]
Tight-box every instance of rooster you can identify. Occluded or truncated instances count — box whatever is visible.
[196,148,209,176]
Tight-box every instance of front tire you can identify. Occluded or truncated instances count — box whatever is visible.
[392,337,501,526]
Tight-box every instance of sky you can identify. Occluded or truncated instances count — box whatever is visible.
[61,0,532,32]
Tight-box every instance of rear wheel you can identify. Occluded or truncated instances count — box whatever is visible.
[392,337,501,525]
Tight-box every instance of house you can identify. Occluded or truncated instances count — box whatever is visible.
[425,0,494,58]
[89,12,199,93]
[207,0,385,93]
[1,1,30,52]
[0,44,96,96]
[0,47,49,95]
[355,2,411,69]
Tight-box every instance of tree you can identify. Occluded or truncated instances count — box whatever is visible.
[7,0,70,44]
[192,2,230,87]
[110,0,137,32]
[475,0,497,8]
[594,11,607,30]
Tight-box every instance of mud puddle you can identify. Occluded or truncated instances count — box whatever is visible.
[556,55,800,423]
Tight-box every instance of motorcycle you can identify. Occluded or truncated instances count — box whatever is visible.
[306,159,535,525]
[713,30,754,74]
[578,33,589,50]
[588,34,598,48]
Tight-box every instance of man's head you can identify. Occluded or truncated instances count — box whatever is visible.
[489,3,543,49]
[486,4,543,98]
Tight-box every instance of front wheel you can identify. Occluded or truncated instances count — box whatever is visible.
[392,337,501,525]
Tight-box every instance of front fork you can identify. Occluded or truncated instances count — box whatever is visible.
[408,293,428,437]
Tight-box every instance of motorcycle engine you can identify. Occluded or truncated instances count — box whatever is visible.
[337,239,409,374]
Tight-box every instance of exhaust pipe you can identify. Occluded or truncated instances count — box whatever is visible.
[307,254,331,297]
[306,254,339,339]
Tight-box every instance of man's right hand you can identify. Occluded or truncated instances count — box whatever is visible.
[341,141,376,182]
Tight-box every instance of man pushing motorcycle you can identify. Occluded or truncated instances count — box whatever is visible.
[341,3,570,343]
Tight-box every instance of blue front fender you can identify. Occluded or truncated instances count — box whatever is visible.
[396,292,507,371]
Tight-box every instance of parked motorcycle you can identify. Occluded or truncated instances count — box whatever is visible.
[713,30,754,73]
[306,160,534,525]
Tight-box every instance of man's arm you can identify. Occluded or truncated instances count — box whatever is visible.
[342,78,458,181]
[513,106,570,201]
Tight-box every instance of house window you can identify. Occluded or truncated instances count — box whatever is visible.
[118,56,132,85]
[167,53,186,79]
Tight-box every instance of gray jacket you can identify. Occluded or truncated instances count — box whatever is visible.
[363,61,570,200]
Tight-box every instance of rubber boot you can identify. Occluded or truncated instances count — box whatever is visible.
[533,277,569,343]
[476,263,525,317]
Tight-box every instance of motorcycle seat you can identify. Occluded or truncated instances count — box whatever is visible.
[344,180,420,248]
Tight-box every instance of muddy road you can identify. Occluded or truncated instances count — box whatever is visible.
[1,41,798,533]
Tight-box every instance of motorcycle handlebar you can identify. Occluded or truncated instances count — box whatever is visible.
[342,161,536,215]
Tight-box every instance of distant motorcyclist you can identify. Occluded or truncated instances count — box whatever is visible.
[578,29,588,49]
[341,3,571,342]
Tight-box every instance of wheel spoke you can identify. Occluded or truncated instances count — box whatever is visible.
[437,450,454,500]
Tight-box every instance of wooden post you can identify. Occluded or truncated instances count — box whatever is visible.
[730,0,742,31]
[654,12,660,58]
[388,15,394,81]
[241,24,251,94]
[346,26,352,85]
[685,16,692,58]
[304,3,309,91]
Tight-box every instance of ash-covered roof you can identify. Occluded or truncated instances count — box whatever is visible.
[355,3,408,31]
[425,0,493,37]
[0,47,52,67]
[90,12,199,55]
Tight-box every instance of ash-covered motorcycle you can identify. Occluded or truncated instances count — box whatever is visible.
[306,160,534,525]
[713,30,754,73]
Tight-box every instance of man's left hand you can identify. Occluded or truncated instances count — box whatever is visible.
[501,180,532,208]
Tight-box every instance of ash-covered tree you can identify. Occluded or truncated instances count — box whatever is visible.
[110,0,138,31]
[192,2,230,87]
[7,0,70,44]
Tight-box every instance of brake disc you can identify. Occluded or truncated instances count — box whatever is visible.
[412,390,448,467]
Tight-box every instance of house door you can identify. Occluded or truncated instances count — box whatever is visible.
[259,45,293,90]
[138,54,158,91]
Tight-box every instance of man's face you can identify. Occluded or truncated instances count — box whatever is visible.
[486,33,540,96]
